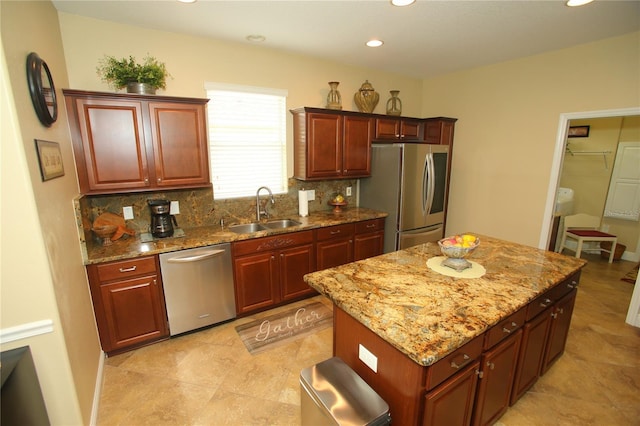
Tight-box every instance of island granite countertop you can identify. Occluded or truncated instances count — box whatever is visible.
[303,234,586,366]
[82,207,386,265]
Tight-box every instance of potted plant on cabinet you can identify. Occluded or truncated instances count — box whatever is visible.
[96,54,170,94]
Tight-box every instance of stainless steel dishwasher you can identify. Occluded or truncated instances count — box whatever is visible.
[159,243,236,336]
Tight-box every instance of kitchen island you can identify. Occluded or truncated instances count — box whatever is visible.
[303,234,586,426]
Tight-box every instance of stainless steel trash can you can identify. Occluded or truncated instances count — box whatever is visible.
[300,357,391,426]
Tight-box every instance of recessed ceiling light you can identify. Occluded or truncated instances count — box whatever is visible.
[391,0,416,6]
[246,35,266,43]
[366,39,384,48]
[566,0,594,6]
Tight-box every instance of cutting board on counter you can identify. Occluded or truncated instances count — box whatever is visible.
[93,212,135,241]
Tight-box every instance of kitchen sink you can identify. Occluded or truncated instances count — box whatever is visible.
[263,219,302,229]
[228,223,267,234]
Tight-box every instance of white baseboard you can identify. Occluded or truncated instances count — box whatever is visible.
[89,351,106,426]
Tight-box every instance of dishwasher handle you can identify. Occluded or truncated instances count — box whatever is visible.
[166,249,226,263]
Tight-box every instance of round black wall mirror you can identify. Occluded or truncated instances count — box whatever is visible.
[26,52,58,127]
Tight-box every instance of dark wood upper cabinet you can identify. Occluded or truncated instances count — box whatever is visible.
[63,89,210,194]
[291,107,373,180]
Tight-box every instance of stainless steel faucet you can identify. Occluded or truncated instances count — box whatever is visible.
[256,186,275,221]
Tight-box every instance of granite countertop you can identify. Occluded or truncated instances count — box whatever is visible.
[84,207,387,265]
[303,234,587,366]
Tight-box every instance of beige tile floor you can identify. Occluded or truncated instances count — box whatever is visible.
[98,254,640,425]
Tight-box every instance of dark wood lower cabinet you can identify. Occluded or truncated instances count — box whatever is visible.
[423,361,479,426]
[542,290,577,373]
[87,255,169,354]
[233,231,315,315]
[510,308,551,404]
[333,274,580,426]
[472,330,522,426]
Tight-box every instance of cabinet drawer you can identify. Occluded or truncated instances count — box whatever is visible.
[483,307,526,350]
[95,256,157,282]
[355,218,385,234]
[233,230,314,256]
[526,272,580,321]
[316,224,355,241]
[424,334,483,391]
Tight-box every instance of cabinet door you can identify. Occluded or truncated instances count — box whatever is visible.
[148,102,210,187]
[99,274,168,352]
[510,307,551,405]
[400,119,424,141]
[472,330,522,426]
[317,238,353,270]
[74,98,150,192]
[374,118,401,140]
[233,251,279,315]
[280,243,316,301]
[425,119,456,145]
[306,112,342,179]
[354,231,384,261]
[542,289,577,374]
[342,115,372,177]
[423,361,480,426]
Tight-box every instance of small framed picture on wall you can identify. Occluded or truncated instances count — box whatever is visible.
[568,125,590,138]
[35,139,64,181]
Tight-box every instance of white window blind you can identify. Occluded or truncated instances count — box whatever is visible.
[205,83,288,199]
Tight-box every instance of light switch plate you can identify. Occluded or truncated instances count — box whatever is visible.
[307,189,316,201]
[122,206,134,220]
[358,344,378,373]
[346,186,352,196]
[170,201,180,215]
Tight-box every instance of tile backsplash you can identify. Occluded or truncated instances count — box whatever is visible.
[76,178,358,240]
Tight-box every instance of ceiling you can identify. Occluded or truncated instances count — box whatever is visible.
[52,0,640,79]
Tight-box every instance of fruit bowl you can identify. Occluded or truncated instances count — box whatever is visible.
[438,234,480,271]
[328,200,347,213]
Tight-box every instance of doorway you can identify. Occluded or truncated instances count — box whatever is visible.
[540,107,640,254]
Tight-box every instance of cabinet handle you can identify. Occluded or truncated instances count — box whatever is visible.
[450,353,470,369]
[540,298,552,308]
[330,230,341,235]
[119,266,137,273]
[551,312,558,319]
[476,369,484,379]
[366,224,376,229]
[157,178,162,183]
[152,279,157,286]
[144,178,149,184]
[486,361,495,370]
[568,280,578,289]
[558,308,564,315]
[502,321,518,334]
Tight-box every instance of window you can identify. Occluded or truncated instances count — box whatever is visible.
[205,82,288,199]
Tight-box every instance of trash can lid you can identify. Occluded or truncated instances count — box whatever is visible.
[300,357,390,425]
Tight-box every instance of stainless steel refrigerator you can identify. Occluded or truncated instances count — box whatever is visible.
[359,143,450,253]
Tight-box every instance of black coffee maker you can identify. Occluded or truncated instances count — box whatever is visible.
[148,199,175,238]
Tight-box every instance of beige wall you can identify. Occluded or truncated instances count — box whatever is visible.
[421,32,640,248]
[57,13,424,178]
[0,1,101,424]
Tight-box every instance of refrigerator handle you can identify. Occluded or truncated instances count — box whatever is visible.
[422,154,429,214]
[425,153,435,215]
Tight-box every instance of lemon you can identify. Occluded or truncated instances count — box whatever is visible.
[462,234,476,244]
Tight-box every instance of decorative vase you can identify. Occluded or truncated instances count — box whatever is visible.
[326,81,342,110]
[126,82,156,95]
[354,80,379,113]
[386,90,402,116]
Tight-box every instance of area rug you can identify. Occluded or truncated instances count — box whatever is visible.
[621,263,639,284]
[235,302,332,354]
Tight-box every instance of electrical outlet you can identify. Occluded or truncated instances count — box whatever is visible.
[122,206,134,220]
[346,186,352,196]
[307,189,316,201]
[358,344,378,373]
[170,201,180,215]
